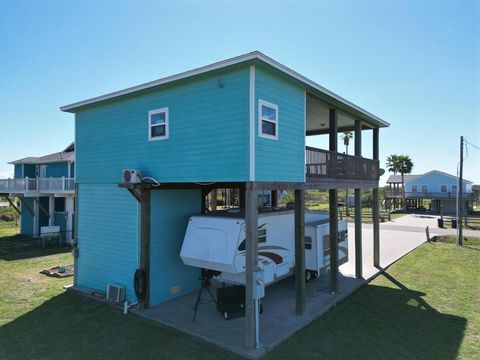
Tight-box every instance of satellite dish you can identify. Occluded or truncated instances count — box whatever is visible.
[379,168,386,176]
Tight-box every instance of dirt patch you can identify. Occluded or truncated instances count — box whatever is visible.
[40,265,74,278]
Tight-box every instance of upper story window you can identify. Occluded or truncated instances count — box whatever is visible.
[452,185,458,193]
[411,185,417,192]
[258,100,278,140]
[148,108,169,141]
[440,185,447,193]
[421,185,428,193]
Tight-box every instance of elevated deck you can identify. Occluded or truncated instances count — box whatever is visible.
[384,191,475,200]
[0,177,75,195]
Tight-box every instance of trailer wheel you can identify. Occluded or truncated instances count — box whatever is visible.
[223,311,231,320]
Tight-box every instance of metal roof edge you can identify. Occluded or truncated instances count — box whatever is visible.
[60,51,389,127]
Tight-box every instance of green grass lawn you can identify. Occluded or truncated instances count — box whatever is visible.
[0,237,479,359]
[0,221,19,237]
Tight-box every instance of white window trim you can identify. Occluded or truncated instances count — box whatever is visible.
[451,184,458,193]
[421,184,428,193]
[148,107,169,141]
[440,184,448,193]
[258,99,278,140]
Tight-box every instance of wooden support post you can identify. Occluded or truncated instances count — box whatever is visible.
[425,226,430,243]
[239,187,246,209]
[73,184,79,286]
[354,188,362,278]
[294,189,306,315]
[49,196,55,226]
[373,128,380,267]
[271,190,278,208]
[5,196,20,215]
[329,189,339,293]
[140,188,151,309]
[354,120,362,279]
[211,189,217,211]
[245,183,258,349]
[329,109,339,293]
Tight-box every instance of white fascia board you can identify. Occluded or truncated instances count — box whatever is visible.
[60,51,389,128]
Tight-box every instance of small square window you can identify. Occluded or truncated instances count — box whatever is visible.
[148,108,169,141]
[452,185,457,193]
[421,185,428,193]
[440,185,447,192]
[258,100,278,140]
[411,185,417,192]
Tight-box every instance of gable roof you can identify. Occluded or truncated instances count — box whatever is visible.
[386,170,473,184]
[9,143,75,165]
[60,51,389,129]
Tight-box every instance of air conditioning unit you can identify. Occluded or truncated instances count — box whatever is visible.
[123,169,141,184]
[106,283,126,303]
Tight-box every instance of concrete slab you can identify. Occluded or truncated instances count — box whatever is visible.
[135,222,430,359]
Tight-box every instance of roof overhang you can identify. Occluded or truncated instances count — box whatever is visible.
[60,51,389,129]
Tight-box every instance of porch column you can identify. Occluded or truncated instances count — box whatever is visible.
[245,183,259,348]
[271,190,278,208]
[373,128,380,267]
[329,109,339,293]
[65,197,74,243]
[139,188,151,309]
[294,189,305,315]
[33,197,39,237]
[354,120,363,278]
[48,196,55,226]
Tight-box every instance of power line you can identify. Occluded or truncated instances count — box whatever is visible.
[464,138,480,152]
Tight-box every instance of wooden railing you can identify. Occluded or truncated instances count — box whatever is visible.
[385,191,476,200]
[305,146,379,181]
[0,177,75,194]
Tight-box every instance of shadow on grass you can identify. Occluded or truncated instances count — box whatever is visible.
[0,234,71,261]
[267,272,467,360]
[0,291,238,360]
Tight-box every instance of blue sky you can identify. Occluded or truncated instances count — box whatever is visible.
[0,0,479,184]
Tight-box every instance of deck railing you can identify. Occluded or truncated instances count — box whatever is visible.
[0,177,75,194]
[385,191,475,200]
[305,146,380,181]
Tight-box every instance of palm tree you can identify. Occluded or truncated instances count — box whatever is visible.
[386,154,413,211]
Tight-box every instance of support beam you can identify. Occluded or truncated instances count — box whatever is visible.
[18,196,34,216]
[271,190,278,208]
[372,128,380,267]
[73,184,79,286]
[201,188,210,213]
[49,196,55,226]
[34,197,50,219]
[5,196,20,215]
[239,187,246,209]
[354,120,363,278]
[139,188,151,309]
[245,184,259,348]
[294,189,306,315]
[127,188,142,203]
[329,109,339,293]
[329,189,339,293]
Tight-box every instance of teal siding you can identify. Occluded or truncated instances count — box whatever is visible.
[76,184,139,301]
[45,162,69,178]
[24,164,36,178]
[14,165,22,179]
[149,190,201,306]
[20,198,34,236]
[255,65,305,182]
[75,67,250,184]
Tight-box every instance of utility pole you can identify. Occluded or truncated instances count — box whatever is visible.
[457,136,464,246]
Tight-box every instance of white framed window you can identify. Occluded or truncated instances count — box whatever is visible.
[421,184,428,193]
[440,184,447,193]
[258,99,278,140]
[148,108,169,141]
[451,185,458,193]
[411,185,417,192]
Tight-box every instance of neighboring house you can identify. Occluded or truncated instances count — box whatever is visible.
[0,143,76,242]
[60,52,389,348]
[384,170,475,213]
